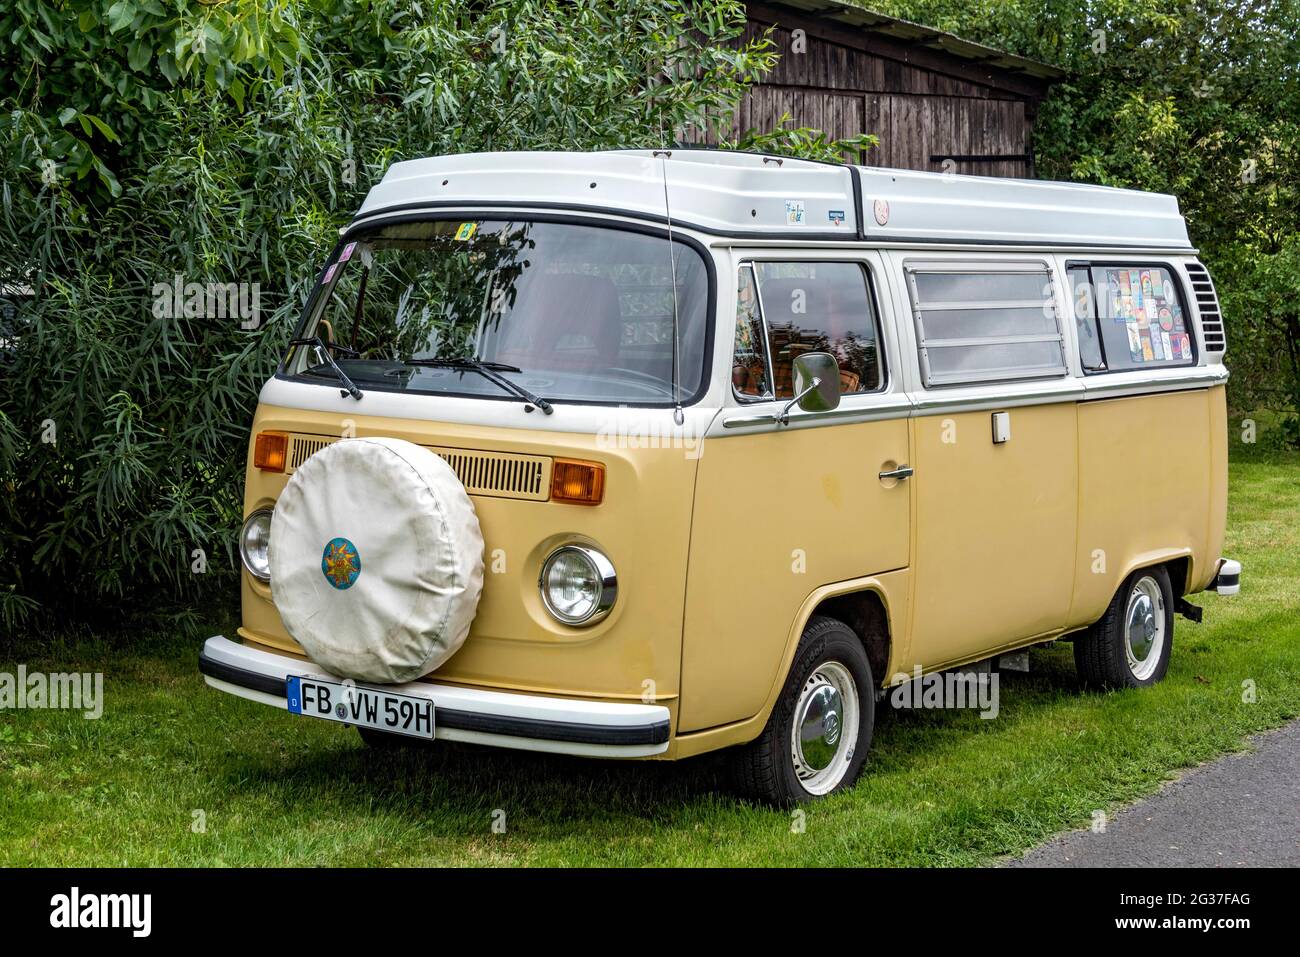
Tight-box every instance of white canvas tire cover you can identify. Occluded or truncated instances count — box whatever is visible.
[269,437,484,684]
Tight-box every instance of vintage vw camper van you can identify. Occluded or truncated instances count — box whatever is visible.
[200,150,1240,804]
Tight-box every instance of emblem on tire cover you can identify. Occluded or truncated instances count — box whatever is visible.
[321,537,361,590]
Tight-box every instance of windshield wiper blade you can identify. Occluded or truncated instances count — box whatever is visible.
[403,357,553,414]
[406,357,522,373]
[288,336,363,400]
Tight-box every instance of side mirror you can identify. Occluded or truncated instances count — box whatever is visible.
[780,351,841,424]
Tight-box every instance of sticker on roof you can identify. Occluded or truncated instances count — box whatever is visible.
[784,200,805,226]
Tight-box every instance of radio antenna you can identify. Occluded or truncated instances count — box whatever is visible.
[653,148,684,426]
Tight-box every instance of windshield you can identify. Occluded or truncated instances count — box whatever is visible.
[285,218,712,406]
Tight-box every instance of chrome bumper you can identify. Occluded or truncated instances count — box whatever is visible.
[199,635,670,758]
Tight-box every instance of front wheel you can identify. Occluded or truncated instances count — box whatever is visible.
[1074,565,1174,689]
[732,616,875,805]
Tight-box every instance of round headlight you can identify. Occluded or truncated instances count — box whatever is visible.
[539,545,617,626]
[240,508,273,582]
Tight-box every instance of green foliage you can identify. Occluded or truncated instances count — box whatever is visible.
[1215,239,1300,424]
[0,0,862,624]
[727,111,879,163]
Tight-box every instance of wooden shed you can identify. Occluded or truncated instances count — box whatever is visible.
[716,1,1065,178]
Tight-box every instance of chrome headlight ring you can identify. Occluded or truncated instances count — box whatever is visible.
[538,544,617,626]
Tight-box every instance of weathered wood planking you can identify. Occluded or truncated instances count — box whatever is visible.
[694,8,1055,178]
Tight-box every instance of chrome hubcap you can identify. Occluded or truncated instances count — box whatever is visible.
[1124,576,1166,681]
[790,661,859,795]
[797,683,843,771]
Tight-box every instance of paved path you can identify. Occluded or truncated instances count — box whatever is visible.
[1010,720,1300,867]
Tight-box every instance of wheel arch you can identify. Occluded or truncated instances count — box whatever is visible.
[812,591,893,691]
[772,577,902,708]
[669,574,906,760]
[1113,547,1193,600]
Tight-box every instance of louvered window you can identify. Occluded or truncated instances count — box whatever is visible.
[1185,261,1226,354]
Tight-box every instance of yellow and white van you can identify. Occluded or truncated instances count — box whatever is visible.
[200,150,1240,804]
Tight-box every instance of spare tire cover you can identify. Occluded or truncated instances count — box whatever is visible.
[269,437,484,683]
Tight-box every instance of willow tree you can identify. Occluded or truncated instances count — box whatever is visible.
[0,0,869,627]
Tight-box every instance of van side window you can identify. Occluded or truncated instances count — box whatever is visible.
[733,261,885,400]
[1070,264,1195,372]
[733,265,771,397]
[1069,266,1105,371]
[905,262,1066,386]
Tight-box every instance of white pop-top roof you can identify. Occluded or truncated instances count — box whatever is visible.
[352,149,1192,250]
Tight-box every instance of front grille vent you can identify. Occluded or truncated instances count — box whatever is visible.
[288,436,334,470]
[431,446,548,500]
[285,434,551,500]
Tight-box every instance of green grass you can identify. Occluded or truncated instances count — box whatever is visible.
[2,449,1297,866]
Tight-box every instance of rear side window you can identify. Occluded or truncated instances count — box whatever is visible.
[732,261,885,400]
[1069,263,1195,372]
[905,262,1066,386]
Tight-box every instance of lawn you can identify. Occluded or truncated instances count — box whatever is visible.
[2,448,1297,867]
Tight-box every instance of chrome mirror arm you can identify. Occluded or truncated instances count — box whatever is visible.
[778,376,820,426]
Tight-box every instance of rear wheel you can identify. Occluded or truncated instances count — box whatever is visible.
[1074,565,1174,689]
[732,615,875,805]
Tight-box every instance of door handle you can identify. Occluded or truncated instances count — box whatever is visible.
[878,465,914,481]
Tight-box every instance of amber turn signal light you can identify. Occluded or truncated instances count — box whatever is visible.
[551,459,605,505]
[254,431,289,472]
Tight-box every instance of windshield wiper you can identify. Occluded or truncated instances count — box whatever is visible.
[403,357,553,414]
[288,336,363,400]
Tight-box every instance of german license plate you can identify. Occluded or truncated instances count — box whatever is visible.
[286,675,435,739]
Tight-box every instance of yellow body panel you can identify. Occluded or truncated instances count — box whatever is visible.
[670,568,911,757]
[678,418,911,732]
[1068,386,1222,624]
[905,403,1079,670]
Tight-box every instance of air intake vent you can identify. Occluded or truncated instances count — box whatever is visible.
[285,434,551,501]
[289,435,335,471]
[1185,262,1226,354]
[429,446,550,500]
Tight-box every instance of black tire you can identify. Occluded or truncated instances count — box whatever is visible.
[732,615,875,806]
[1074,564,1174,690]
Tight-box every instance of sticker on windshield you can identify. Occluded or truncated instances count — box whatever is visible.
[322,262,339,284]
[339,242,357,262]
[454,222,478,241]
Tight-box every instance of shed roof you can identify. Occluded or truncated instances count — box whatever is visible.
[759,0,1066,81]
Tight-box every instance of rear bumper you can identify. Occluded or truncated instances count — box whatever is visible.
[199,635,671,758]
[1210,558,1241,596]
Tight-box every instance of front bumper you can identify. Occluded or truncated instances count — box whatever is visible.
[199,635,671,758]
